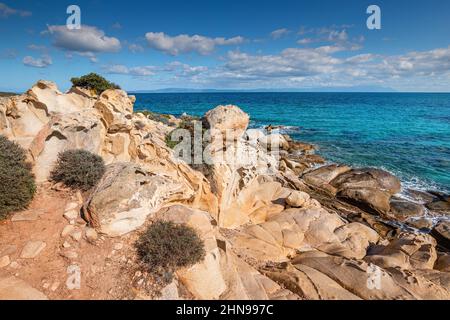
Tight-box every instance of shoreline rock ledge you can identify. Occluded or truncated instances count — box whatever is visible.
[0,80,449,300]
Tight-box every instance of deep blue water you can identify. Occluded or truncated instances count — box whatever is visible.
[134,92,450,193]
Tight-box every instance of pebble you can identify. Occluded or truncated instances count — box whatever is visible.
[70,231,82,242]
[50,281,60,292]
[85,228,98,242]
[60,250,78,260]
[64,210,79,222]
[62,241,71,248]
[113,243,123,250]
[61,225,75,237]
[9,261,20,269]
[65,202,79,212]
[20,241,47,259]
[0,255,10,268]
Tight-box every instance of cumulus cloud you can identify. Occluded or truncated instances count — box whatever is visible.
[23,55,52,68]
[270,28,290,39]
[0,2,31,18]
[145,32,244,55]
[103,61,208,78]
[45,25,121,53]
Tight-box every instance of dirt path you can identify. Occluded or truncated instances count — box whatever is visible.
[0,186,140,300]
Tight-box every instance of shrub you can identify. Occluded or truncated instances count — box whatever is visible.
[0,135,36,220]
[136,221,205,273]
[50,149,106,191]
[70,73,120,94]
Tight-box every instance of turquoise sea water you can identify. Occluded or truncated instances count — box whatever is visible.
[134,93,450,194]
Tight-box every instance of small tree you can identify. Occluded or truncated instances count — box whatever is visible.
[0,135,36,219]
[50,149,106,191]
[70,73,120,94]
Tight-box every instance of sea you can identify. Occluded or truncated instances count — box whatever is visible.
[134,92,450,195]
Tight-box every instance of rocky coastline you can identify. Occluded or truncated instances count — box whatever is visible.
[0,80,449,300]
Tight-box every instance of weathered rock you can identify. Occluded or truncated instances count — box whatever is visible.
[85,227,98,242]
[85,162,193,236]
[434,254,450,272]
[61,225,75,237]
[286,191,311,208]
[20,241,46,259]
[330,168,401,214]
[302,164,351,195]
[204,105,249,141]
[365,233,437,270]
[431,221,450,250]
[0,255,10,268]
[0,276,48,300]
[156,205,227,300]
[94,89,134,133]
[426,199,450,213]
[390,199,425,219]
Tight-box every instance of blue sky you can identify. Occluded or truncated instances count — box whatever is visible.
[0,0,449,92]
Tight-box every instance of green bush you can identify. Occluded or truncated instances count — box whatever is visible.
[50,150,106,191]
[0,135,36,220]
[136,221,205,273]
[70,73,120,94]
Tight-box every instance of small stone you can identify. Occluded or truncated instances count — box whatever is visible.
[62,241,71,248]
[42,282,50,289]
[64,210,79,222]
[9,261,20,269]
[70,231,82,242]
[50,281,60,292]
[60,250,78,260]
[85,228,98,242]
[61,225,75,237]
[20,241,46,259]
[113,243,123,250]
[65,202,79,212]
[0,256,10,268]
[0,245,17,257]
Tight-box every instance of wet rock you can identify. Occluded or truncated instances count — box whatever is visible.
[405,217,434,231]
[20,241,46,259]
[426,199,450,214]
[390,199,425,219]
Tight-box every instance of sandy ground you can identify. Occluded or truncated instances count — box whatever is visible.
[0,186,146,300]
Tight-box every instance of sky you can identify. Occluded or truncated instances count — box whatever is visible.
[0,0,449,92]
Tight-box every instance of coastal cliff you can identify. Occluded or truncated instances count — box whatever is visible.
[0,80,449,300]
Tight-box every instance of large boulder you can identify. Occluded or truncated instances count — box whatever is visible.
[330,168,401,214]
[84,163,193,236]
[302,164,351,195]
[204,105,249,141]
[230,207,379,262]
[389,199,426,219]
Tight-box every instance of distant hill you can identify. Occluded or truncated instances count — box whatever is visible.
[129,86,396,94]
[0,92,18,97]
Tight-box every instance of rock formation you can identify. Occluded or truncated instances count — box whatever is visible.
[0,80,449,300]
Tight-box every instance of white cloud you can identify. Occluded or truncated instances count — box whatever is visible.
[45,25,121,53]
[128,43,144,53]
[23,55,52,68]
[28,44,47,52]
[145,32,244,55]
[270,28,290,39]
[0,2,31,18]
[103,64,156,76]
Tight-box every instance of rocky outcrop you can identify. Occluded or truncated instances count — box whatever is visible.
[1,80,449,301]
